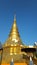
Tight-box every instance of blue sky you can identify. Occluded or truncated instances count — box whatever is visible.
[0,0,37,45]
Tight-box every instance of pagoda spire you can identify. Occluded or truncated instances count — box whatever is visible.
[14,14,16,22]
[9,15,21,43]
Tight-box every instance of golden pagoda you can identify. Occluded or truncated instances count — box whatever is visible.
[0,15,37,65]
[1,15,27,65]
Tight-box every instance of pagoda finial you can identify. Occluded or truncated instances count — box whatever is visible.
[14,14,16,22]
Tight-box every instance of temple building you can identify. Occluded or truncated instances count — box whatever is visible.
[0,15,37,65]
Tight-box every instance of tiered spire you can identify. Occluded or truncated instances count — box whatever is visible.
[9,15,21,43]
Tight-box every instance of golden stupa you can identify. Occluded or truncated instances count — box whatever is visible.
[0,15,37,65]
[1,15,27,65]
